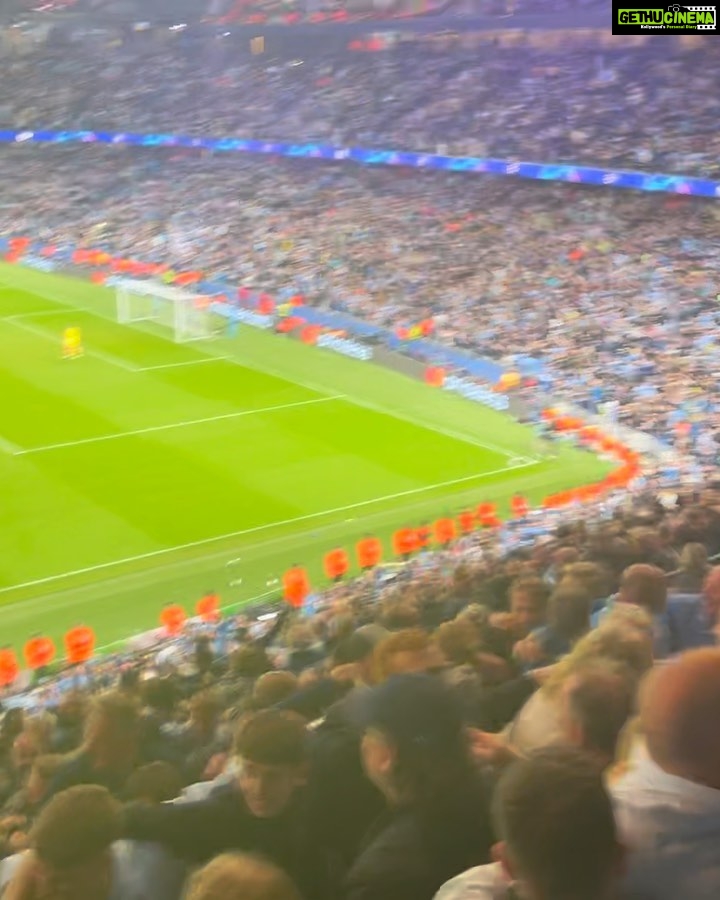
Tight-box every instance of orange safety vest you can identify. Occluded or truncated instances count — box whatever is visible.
[511,495,529,517]
[477,502,500,528]
[283,566,310,608]
[24,636,55,670]
[356,537,382,569]
[196,592,220,623]
[324,548,349,581]
[64,626,96,664]
[392,528,417,558]
[458,510,475,534]
[160,604,187,636]
[0,648,19,687]
[434,518,457,546]
[416,524,432,549]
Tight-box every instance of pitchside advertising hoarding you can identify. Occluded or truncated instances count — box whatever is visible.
[613,3,719,34]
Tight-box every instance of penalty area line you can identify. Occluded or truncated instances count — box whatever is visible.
[3,314,138,372]
[137,357,230,371]
[0,433,22,455]
[0,459,540,595]
[14,394,345,456]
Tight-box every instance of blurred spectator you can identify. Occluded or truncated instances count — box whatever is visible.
[612,648,720,900]
[672,542,711,595]
[507,605,653,754]
[558,660,638,769]
[435,747,621,900]
[50,692,88,754]
[45,693,140,801]
[373,629,441,682]
[593,564,670,656]
[514,581,592,670]
[0,785,138,900]
[2,40,719,178]
[485,577,551,656]
[704,567,720,641]
[125,762,184,805]
[345,673,492,900]
[249,672,299,711]
[186,852,302,900]
[123,709,331,898]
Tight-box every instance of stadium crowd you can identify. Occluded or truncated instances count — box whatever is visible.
[1,38,719,178]
[1,24,720,900]
[1,147,719,462]
[1,480,720,900]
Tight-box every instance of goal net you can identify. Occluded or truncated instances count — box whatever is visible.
[115,279,215,343]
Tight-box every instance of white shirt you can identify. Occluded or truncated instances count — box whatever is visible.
[433,863,509,900]
[435,753,720,900]
[612,753,720,900]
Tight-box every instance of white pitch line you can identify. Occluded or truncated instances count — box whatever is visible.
[0,459,539,595]
[0,433,22,455]
[193,346,529,461]
[3,314,138,372]
[14,394,344,456]
[0,274,530,461]
[0,467,557,620]
[137,357,230,371]
[4,311,233,374]
[8,308,82,320]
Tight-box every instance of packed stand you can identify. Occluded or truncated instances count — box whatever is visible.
[2,39,719,179]
[1,482,720,900]
[1,146,719,461]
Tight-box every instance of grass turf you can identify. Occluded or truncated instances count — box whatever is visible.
[0,263,611,652]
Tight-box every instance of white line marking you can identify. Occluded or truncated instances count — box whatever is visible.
[0,433,22,455]
[8,308,80,320]
[0,274,529,460]
[183,342,528,460]
[137,358,229,371]
[14,395,344,455]
[0,469,556,620]
[3,314,138,372]
[5,312,232,374]
[0,459,539,594]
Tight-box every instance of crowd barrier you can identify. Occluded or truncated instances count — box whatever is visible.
[2,128,719,199]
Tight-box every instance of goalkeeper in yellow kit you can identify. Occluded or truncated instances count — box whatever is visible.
[62,326,83,360]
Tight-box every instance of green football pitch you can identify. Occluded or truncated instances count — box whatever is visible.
[0,262,610,653]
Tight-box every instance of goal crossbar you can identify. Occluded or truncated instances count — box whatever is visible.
[115,278,214,344]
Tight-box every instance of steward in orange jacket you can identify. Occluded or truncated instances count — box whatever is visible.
[356,536,382,570]
[393,528,417,560]
[160,604,186,637]
[324,548,350,582]
[434,517,457,547]
[283,565,310,608]
[458,509,476,535]
[196,591,220,623]
[24,635,55,671]
[0,647,19,687]
[64,625,96,664]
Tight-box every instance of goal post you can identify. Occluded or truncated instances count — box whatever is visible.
[115,279,215,343]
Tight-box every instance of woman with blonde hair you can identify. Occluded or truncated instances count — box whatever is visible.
[186,853,302,900]
[505,605,654,755]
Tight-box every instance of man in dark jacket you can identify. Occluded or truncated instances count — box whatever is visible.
[123,709,331,899]
[344,674,493,900]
